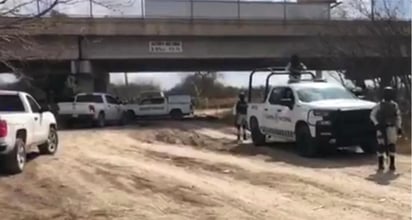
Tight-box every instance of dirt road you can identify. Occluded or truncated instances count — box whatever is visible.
[0,120,410,220]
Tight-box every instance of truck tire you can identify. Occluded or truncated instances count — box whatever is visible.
[296,124,319,157]
[250,117,265,146]
[118,112,128,126]
[1,137,26,174]
[127,110,136,121]
[170,109,183,120]
[95,112,105,128]
[38,126,59,155]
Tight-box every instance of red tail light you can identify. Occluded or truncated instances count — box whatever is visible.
[89,105,95,113]
[0,120,7,138]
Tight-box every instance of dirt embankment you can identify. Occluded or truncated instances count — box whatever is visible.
[0,121,410,220]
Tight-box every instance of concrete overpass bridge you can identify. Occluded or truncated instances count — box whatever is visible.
[1,17,410,92]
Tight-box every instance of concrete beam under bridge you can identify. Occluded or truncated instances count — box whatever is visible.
[1,17,409,37]
[2,35,408,62]
[3,57,410,73]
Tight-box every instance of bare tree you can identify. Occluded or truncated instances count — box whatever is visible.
[0,0,135,96]
[323,0,410,98]
[322,0,411,133]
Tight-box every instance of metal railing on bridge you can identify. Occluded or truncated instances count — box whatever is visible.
[3,0,332,21]
[3,0,410,21]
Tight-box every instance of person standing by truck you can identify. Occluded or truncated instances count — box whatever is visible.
[370,86,402,172]
[234,92,248,143]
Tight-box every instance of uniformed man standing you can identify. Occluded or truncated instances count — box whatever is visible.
[234,92,248,143]
[286,54,307,81]
[370,87,402,172]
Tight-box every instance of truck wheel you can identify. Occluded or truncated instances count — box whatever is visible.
[361,140,377,154]
[2,137,26,174]
[170,109,183,120]
[296,124,319,157]
[250,117,265,146]
[127,110,136,121]
[118,112,128,126]
[38,127,59,155]
[96,112,105,128]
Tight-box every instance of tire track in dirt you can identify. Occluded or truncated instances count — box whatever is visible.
[1,122,409,220]
[122,122,410,219]
[140,148,409,220]
[0,158,93,220]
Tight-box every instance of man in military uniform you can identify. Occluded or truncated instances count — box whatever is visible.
[285,54,307,81]
[234,92,248,143]
[370,87,402,172]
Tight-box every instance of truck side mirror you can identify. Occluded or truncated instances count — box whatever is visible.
[40,105,50,113]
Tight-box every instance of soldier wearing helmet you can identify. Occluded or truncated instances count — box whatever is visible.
[286,54,307,81]
[234,91,248,142]
[370,86,402,172]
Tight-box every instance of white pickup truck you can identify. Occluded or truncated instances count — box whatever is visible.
[58,93,127,127]
[0,90,58,174]
[247,70,377,157]
[126,95,193,119]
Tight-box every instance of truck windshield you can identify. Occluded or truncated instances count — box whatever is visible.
[296,87,356,103]
[76,95,103,103]
[0,95,25,112]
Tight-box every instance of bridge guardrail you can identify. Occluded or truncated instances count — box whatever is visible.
[5,0,332,20]
[3,0,410,21]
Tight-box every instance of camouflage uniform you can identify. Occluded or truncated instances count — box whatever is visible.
[234,93,248,142]
[370,87,402,171]
[286,54,307,81]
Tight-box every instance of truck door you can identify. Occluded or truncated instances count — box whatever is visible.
[26,95,44,144]
[263,87,286,140]
[105,95,122,120]
[276,87,296,141]
[139,97,166,116]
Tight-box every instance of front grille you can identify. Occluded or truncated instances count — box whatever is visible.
[329,109,375,140]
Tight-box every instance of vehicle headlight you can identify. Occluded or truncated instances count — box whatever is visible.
[313,109,332,117]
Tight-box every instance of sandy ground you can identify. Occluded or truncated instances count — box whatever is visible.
[0,120,410,220]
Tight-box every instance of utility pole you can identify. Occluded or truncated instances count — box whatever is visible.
[124,72,129,87]
[124,72,129,99]
[371,0,375,20]
[36,0,40,14]
[89,0,93,18]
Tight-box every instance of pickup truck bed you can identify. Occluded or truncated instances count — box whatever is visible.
[0,90,58,174]
[58,93,127,127]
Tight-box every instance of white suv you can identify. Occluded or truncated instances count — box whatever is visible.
[247,79,377,157]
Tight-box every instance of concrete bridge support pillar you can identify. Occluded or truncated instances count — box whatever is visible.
[70,60,109,93]
[75,74,94,93]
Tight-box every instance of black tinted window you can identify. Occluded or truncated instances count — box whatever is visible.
[106,96,118,104]
[0,95,25,112]
[269,87,285,105]
[76,95,103,103]
[140,98,165,105]
[26,96,40,113]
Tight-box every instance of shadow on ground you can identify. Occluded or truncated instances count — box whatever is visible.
[227,142,376,169]
[365,171,401,185]
[0,152,41,177]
